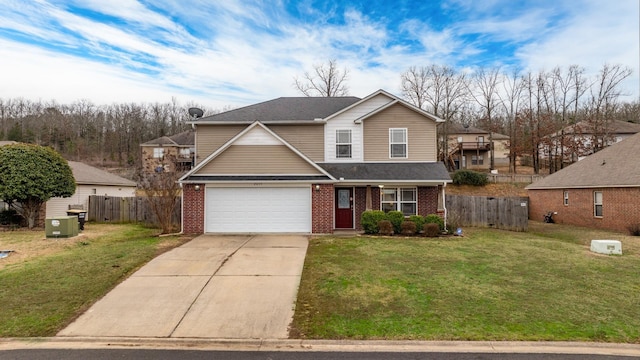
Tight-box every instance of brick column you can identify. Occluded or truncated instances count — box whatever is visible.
[418,186,439,216]
[312,184,334,234]
[182,184,205,234]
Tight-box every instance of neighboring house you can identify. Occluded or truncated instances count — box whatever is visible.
[527,132,640,233]
[46,161,137,218]
[140,131,195,173]
[445,124,509,170]
[540,119,640,163]
[179,89,452,234]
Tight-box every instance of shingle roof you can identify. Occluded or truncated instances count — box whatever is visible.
[526,132,640,189]
[68,161,137,187]
[193,97,361,123]
[141,131,194,146]
[447,123,490,134]
[549,120,640,137]
[318,162,451,182]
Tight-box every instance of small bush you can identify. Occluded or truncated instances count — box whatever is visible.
[452,169,488,186]
[446,210,462,234]
[423,223,440,237]
[424,214,444,231]
[386,211,405,234]
[361,210,387,234]
[378,220,394,236]
[401,221,417,235]
[408,215,425,233]
[628,224,640,236]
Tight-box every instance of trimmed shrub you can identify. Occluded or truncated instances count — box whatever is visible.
[387,210,405,234]
[401,220,417,235]
[361,210,387,234]
[452,169,488,186]
[423,223,440,237]
[424,214,444,231]
[378,220,394,236]
[408,215,425,232]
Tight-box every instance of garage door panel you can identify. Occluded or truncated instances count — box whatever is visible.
[206,187,311,233]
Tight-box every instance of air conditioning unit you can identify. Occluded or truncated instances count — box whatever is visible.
[45,216,79,238]
[590,240,622,255]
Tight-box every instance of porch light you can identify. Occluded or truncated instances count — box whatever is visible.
[315,184,321,192]
[194,185,201,191]
[378,184,384,189]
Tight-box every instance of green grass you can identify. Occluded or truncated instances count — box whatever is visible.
[291,222,640,343]
[0,224,190,337]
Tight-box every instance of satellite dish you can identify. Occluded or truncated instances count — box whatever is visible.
[188,107,204,119]
[463,123,469,129]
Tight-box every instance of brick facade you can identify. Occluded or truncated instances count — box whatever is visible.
[182,184,204,234]
[528,187,640,233]
[312,184,334,234]
[418,186,439,216]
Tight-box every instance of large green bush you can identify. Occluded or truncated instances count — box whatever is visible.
[424,214,445,231]
[386,210,405,234]
[452,169,488,186]
[361,210,387,234]
[408,215,425,232]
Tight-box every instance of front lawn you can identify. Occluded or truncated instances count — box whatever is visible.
[0,224,192,337]
[291,222,640,343]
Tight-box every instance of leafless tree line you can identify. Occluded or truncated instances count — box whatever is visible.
[0,97,218,170]
[400,63,637,174]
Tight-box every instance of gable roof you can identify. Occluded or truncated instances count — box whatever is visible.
[180,121,335,182]
[68,161,137,187]
[526,132,640,189]
[141,131,194,147]
[190,97,361,124]
[447,123,490,135]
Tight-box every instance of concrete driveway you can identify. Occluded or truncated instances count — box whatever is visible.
[58,234,308,339]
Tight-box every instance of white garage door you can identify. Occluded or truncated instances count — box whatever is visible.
[206,187,311,233]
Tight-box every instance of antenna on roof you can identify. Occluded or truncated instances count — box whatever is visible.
[188,107,204,119]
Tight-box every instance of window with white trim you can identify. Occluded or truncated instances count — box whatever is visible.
[389,128,407,158]
[381,187,417,216]
[179,148,191,158]
[563,191,569,206]
[153,147,164,159]
[336,129,352,158]
[594,191,603,217]
[471,154,484,165]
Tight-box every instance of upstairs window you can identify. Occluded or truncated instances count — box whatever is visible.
[389,128,407,158]
[336,129,352,158]
[594,191,603,217]
[153,147,164,159]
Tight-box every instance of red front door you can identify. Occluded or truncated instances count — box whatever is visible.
[335,188,353,228]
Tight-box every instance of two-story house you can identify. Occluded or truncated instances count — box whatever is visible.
[445,124,510,171]
[140,130,195,173]
[179,90,451,234]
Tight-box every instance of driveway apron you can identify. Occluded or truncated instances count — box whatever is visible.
[58,234,308,339]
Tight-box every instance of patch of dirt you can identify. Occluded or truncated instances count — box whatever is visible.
[447,183,529,197]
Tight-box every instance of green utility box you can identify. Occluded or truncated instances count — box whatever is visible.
[45,216,79,238]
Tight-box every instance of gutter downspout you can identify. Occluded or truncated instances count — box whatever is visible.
[442,182,448,232]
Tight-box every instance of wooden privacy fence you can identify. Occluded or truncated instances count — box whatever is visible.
[446,195,529,232]
[487,174,544,184]
[88,195,181,226]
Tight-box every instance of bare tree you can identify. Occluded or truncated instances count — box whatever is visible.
[468,67,502,170]
[293,59,349,97]
[498,68,525,173]
[586,63,633,152]
[137,154,182,234]
[401,66,430,109]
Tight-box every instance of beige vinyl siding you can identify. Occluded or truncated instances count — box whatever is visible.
[363,104,437,161]
[269,124,324,162]
[195,125,245,164]
[195,145,322,175]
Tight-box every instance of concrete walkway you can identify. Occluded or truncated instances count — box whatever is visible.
[58,234,308,339]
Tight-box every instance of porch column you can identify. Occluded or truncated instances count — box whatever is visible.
[365,185,372,210]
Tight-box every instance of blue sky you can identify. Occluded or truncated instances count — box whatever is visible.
[0,0,638,109]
